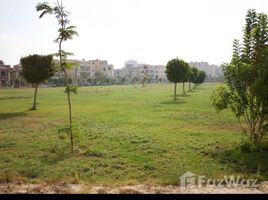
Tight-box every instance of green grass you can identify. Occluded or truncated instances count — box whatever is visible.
[0,83,268,185]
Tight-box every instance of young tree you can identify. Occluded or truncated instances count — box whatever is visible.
[139,71,148,87]
[21,54,53,110]
[193,70,206,89]
[36,0,78,152]
[165,58,190,100]
[94,72,107,85]
[211,9,268,144]
[182,66,190,95]
[188,67,199,92]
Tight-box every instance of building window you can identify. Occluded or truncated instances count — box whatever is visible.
[1,71,6,76]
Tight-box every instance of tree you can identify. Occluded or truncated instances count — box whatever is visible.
[21,54,53,110]
[193,70,206,89]
[211,9,268,144]
[120,77,126,84]
[36,0,78,153]
[94,72,107,85]
[165,58,190,100]
[182,66,190,95]
[188,67,199,91]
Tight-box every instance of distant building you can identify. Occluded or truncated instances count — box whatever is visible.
[114,60,168,84]
[10,64,28,87]
[0,60,10,87]
[51,59,114,86]
[88,59,114,78]
[142,64,167,83]
[188,61,222,82]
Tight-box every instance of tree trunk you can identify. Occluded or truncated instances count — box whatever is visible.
[60,36,74,153]
[174,83,177,100]
[32,84,38,110]
[183,82,185,95]
[67,87,74,153]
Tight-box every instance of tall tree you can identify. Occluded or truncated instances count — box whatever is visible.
[36,0,78,152]
[211,9,268,143]
[165,58,190,100]
[21,54,53,110]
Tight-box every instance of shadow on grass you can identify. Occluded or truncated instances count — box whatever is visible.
[0,112,28,121]
[194,87,207,91]
[176,94,191,97]
[209,142,268,177]
[161,100,186,105]
[0,96,31,101]
[189,90,199,93]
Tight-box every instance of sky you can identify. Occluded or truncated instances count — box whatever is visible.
[1,0,268,69]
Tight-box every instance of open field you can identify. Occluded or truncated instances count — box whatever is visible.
[0,83,268,187]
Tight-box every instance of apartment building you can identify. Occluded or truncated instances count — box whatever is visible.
[52,59,114,86]
[114,60,168,84]
[188,61,222,81]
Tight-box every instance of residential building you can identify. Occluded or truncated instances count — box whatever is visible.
[188,61,222,82]
[142,64,167,83]
[10,64,28,87]
[114,60,168,84]
[51,59,114,86]
[0,60,11,87]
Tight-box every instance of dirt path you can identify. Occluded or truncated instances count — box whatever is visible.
[1,181,268,194]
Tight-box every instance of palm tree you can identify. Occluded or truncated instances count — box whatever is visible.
[36,0,78,153]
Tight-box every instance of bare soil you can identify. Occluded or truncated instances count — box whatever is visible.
[1,181,268,194]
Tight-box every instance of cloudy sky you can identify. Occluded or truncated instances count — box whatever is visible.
[1,0,268,68]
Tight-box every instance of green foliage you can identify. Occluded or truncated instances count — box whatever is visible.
[63,60,80,70]
[36,0,79,152]
[195,70,206,84]
[166,58,190,99]
[210,85,230,112]
[189,67,199,83]
[20,54,53,85]
[211,9,268,143]
[36,0,79,83]
[65,85,78,94]
[20,54,54,110]
[92,72,111,85]
[165,58,190,84]
[57,123,83,149]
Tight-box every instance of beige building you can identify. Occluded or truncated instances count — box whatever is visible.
[0,60,10,87]
[52,59,114,86]
[188,61,222,82]
[114,60,168,84]
[78,59,114,85]
[141,64,167,83]
[10,64,28,87]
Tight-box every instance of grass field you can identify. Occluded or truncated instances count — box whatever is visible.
[0,83,268,185]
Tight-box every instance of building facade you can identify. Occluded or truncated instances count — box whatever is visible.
[0,60,10,87]
[188,61,222,82]
[10,64,28,87]
[51,59,114,86]
[114,60,168,84]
